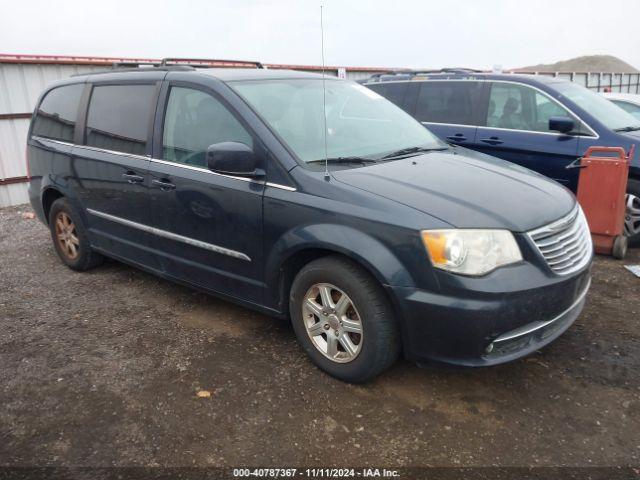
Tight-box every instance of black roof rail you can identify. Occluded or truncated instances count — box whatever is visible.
[362,70,414,83]
[111,61,161,68]
[71,57,264,77]
[160,58,264,69]
[400,68,485,75]
[71,63,194,77]
[364,67,486,82]
[368,69,411,79]
[436,67,484,74]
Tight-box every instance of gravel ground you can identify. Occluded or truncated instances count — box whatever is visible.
[1,204,639,469]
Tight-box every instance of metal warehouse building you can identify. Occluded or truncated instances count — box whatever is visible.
[1,53,639,207]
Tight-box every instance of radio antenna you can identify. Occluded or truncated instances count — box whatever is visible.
[320,5,330,179]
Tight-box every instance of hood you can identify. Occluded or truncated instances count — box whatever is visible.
[332,148,575,232]
[624,131,640,140]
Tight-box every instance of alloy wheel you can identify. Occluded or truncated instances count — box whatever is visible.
[55,212,80,260]
[302,283,363,363]
[625,194,640,237]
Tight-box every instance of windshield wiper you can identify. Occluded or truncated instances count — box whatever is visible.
[307,156,377,165]
[379,146,448,160]
[614,125,640,132]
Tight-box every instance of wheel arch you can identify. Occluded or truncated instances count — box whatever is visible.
[41,187,65,224]
[266,224,415,317]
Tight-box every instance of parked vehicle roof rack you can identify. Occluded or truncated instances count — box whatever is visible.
[111,61,161,68]
[71,57,265,77]
[160,58,264,69]
[366,69,412,80]
[364,67,485,82]
[434,67,484,74]
[70,63,194,77]
[361,70,415,83]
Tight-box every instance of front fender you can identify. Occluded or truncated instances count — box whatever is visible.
[265,223,416,302]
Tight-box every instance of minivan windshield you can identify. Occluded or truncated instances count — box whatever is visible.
[554,81,640,132]
[231,79,444,164]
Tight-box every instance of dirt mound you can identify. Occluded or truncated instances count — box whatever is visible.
[519,55,639,73]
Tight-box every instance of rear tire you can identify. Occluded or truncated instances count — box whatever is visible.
[289,255,400,383]
[625,179,640,247]
[49,198,103,271]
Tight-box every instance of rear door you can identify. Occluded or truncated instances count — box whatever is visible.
[407,80,484,147]
[469,81,582,191]
[71,77,161,268]
[147,79,265,303]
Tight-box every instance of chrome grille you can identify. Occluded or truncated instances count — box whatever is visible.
[527,205,592,275]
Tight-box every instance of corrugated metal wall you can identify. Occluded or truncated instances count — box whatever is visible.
[0,62,104,206]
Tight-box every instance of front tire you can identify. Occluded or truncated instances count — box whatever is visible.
[289,255,400,383]
[49,198,103,271]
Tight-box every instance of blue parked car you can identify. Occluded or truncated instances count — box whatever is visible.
[364,70,640,244]
[27,63,592,382]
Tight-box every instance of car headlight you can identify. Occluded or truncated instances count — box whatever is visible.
[421,229,522,276]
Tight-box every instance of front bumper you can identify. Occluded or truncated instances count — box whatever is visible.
[389,264,591,366]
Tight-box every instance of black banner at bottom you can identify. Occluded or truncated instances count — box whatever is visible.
[0,467,638,480]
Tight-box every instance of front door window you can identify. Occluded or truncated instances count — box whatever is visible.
[162,87,253,167]
[486,83,574,133]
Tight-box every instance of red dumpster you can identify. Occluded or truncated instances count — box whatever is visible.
[576,145,634,259]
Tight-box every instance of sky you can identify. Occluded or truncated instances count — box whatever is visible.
[2,0,639,70]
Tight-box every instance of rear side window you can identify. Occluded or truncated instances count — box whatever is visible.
[365,83,409,109]
[414,81,483,125]
[85,84,156,155]
[162,86,253,167]
[32,84,84,142]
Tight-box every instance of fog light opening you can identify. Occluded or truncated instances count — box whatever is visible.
[485,343,494,354]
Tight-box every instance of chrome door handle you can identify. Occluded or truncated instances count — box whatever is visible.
[446,134,467,142]
[480,137,504,145]
[122,172,144,184]
[151,179,176,191]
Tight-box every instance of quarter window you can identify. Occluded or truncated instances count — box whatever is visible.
[162,87,253,167]
[85,84,156,155]
[486,83,573,132]
[414,81,483,125]
[32,84,84,142]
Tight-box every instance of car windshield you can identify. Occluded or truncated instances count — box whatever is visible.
[230,78,444,164]
[554,82,640,131]
[611,99,640,120]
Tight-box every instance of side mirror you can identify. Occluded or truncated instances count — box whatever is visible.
[206,142,264,178]
[549,116,575,134]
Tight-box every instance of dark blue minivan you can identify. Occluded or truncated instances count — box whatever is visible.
[364,71,640,244]
[27,63,592,382]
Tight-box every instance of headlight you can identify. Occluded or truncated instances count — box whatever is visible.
[421,229,522,276]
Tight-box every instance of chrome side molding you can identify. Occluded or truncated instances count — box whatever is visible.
[87,208,251,262]
[266,182,297,192]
